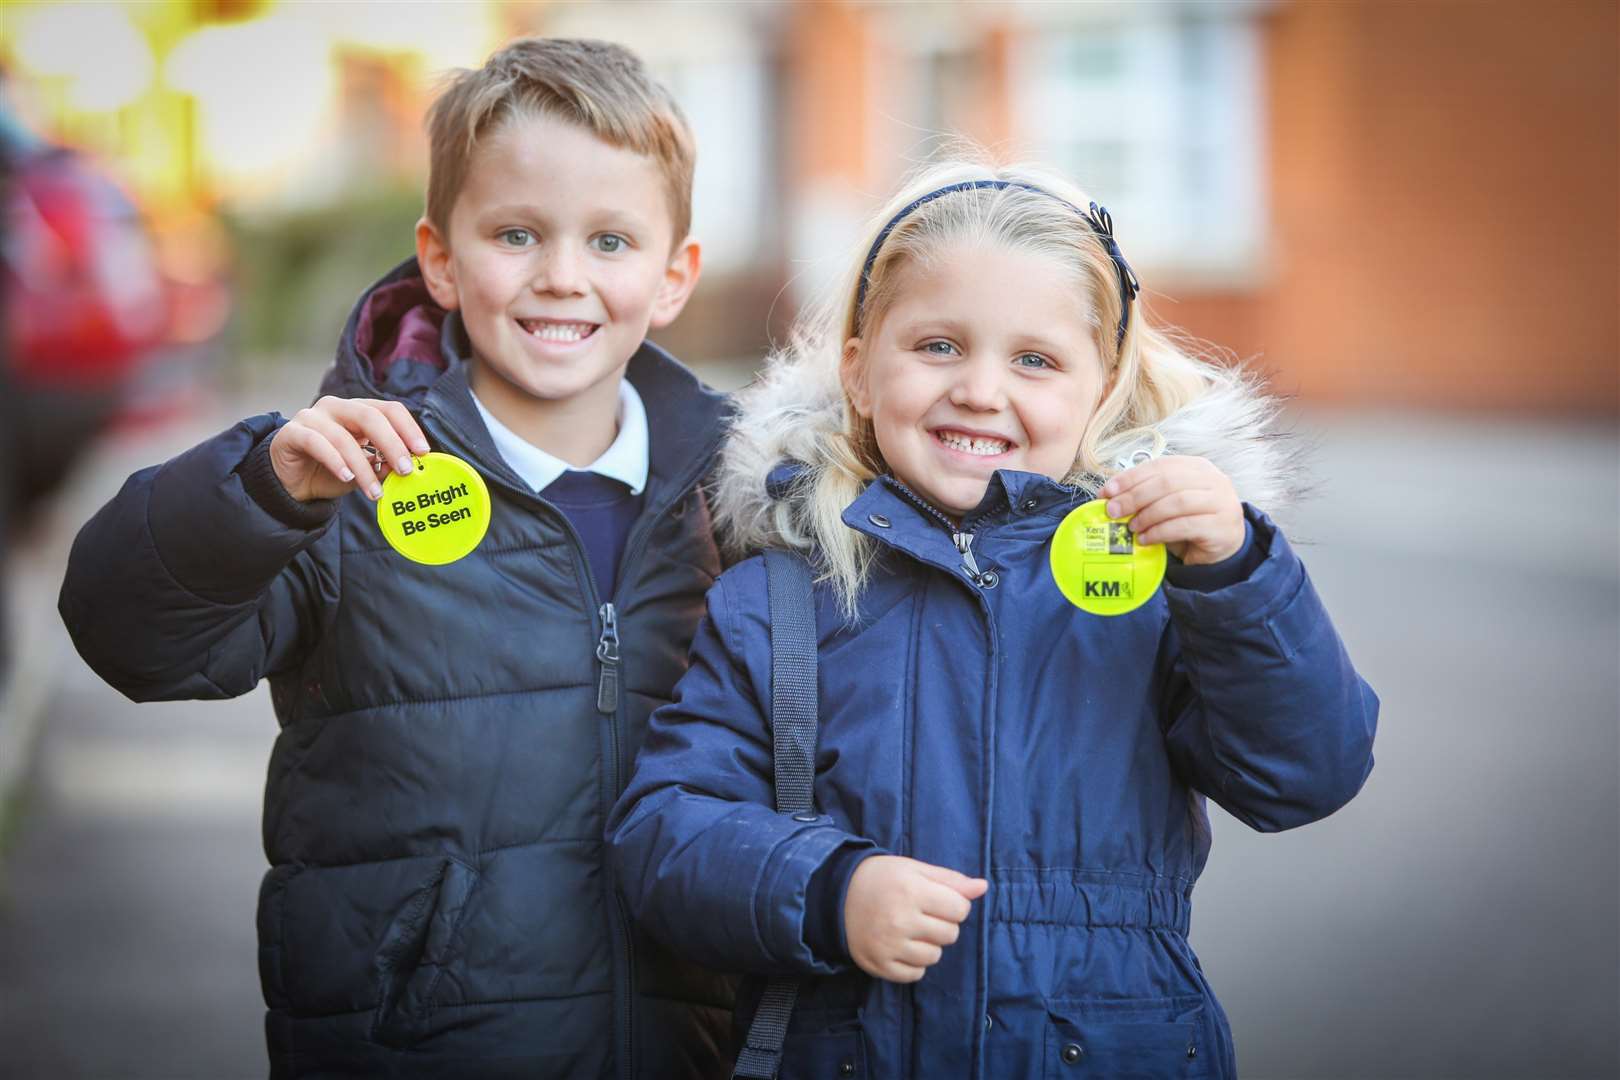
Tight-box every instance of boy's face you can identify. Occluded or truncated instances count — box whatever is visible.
[417,111,698,421]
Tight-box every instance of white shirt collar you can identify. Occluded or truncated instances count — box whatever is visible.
[469,379,649,496]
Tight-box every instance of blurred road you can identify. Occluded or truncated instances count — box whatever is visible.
[1,357,1615,1079]
[1191,413,1619,1078]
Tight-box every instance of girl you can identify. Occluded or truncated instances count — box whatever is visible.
[607,160,1378,1079]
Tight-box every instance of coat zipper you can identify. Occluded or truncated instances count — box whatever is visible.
[424,404,721,1080]
[886,477,998,588]
[596,602,620,714]
[883,476,999,1073]
[588,455,716,1080]
[596,600,634,1080]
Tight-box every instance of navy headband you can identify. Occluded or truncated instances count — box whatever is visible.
[852,179,1141,346]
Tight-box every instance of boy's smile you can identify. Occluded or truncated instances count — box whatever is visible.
[843,243,1107,519]
[417,111,699,464]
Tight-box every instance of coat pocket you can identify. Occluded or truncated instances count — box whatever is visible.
[370,857,479,1048]
[1043,994,1212,1079]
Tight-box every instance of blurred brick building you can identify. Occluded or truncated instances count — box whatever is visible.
[736,0,1616,414]
[10,0,1613,413]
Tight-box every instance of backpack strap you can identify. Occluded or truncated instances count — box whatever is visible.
[732,549,818,1080]
[764,550,817,814]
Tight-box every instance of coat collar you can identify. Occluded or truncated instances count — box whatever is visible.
[419,311,729,511]
[840,470,1094,578]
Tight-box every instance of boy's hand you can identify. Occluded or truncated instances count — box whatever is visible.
[269,397,430,503]
[1101,455,1244,566]
[843,855,987,983]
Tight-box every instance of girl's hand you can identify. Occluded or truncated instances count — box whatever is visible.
[269,397,430,503]
[1100,455,1244,566]
[843,855,987,983]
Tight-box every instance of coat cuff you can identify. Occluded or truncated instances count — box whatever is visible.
[1164,519,1260,592]
[236,427,338,530]
[146,413,338,604]
[802,843,883,967]
[1161,504,1303,629]
[756,820,881,974]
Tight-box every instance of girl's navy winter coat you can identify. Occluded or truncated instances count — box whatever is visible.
[608,470,1378,1080]
[59,260,735,1078]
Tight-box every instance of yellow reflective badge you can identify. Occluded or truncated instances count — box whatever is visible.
[376,452,491,565]
[1049,498,1166,616]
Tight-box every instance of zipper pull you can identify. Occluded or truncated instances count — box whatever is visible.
[953,531,983,582]
[953,531,998,589]
[596,602,620,714]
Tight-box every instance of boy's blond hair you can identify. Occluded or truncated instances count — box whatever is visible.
[425,37,696,244]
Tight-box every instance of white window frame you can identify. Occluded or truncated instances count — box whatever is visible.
[1010,1,1270,286]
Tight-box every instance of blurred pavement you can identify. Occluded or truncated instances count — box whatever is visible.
[0,358,1615,1079]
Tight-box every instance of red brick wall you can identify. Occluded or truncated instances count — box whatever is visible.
[1170,0,1619,413]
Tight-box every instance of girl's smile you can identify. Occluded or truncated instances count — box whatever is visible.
[932,427,1016,457]
[843,242,1108,519]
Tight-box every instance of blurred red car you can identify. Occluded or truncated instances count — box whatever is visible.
[1,107,206,520]
[4,120,168,387]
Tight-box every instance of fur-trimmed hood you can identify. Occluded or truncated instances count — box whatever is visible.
[712,352,1307,559]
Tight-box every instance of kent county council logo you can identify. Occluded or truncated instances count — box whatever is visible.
[1049,498,1165,616]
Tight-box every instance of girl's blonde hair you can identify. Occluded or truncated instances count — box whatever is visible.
[716,156,1275,619]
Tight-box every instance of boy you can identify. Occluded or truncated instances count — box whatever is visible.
[59,38,734,1078]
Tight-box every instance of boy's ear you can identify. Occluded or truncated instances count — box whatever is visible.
[415,217,460,311]
[840,337,871,418]
[647,239,702,330]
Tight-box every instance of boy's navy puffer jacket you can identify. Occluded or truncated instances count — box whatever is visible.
[607,399,1378,1078]
[59,259,736,1078]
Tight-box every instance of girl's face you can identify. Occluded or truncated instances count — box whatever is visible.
[843,242,1108,520]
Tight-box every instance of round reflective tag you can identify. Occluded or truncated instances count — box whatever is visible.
[376,452,491,565]
[1049,498,1166,616]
